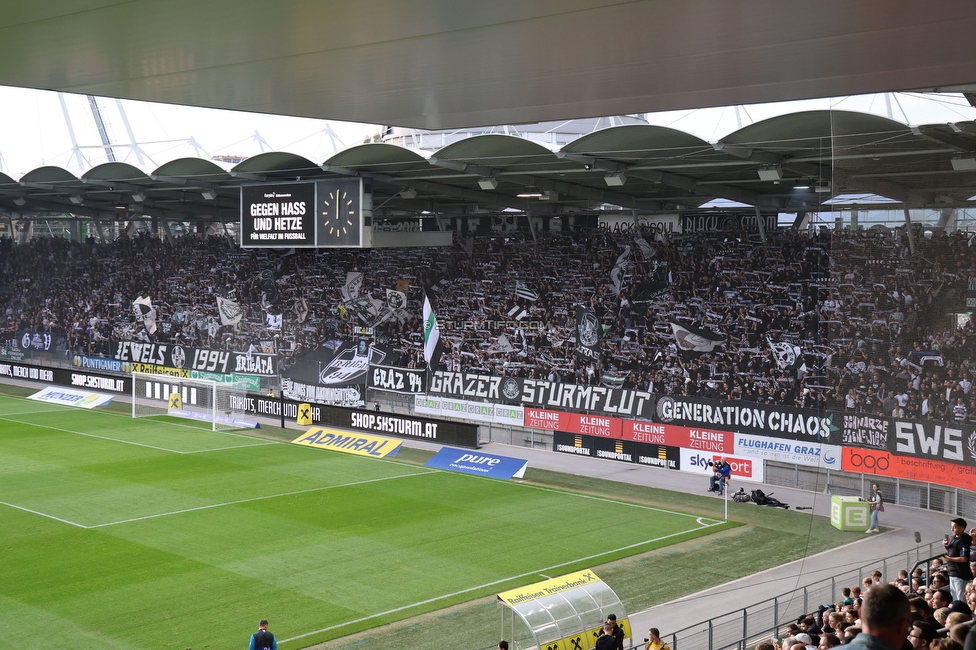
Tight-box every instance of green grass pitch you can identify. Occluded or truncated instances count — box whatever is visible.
[0,393,731,649]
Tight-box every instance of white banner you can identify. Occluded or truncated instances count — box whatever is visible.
[28,386,114,409]
[414,395,524,426]
[734,432,841,470]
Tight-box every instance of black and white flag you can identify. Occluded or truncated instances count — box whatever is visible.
[515,282,539,302]
[294,298,309,324]
[669,320,724,355]
[610,245,631,296]
[575,307,602,362]
[341,271,364,302]
[507,305,529,321]
[767,337,801,371]
[216,296,243,326]
[635,237,654,260]
[266,313,282,331]
[256,269,279,304]
[487,334,516,354]
[386,289,407,311]
[132,296,157,335]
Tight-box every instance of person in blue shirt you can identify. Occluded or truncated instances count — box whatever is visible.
[249,619,277,650]
[708,459,731,494]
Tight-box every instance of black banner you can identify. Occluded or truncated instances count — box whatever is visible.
[892,417,976,464]
[187,392,478,447]
[838,413,890,451]
[281,341,395,407]
[591,436,638,463]
[553,431,680,469]
[574,307,602,363]
[112,341,277,377]
[634,442,681,469]
[429,371,654,418]
[680,212,777,233]
[0,360,128,393]
[368,364,426,394]
[655,394,833,443]
[552,430,594,457]
[17,330,61,352]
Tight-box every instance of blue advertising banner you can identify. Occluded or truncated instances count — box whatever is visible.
[424,447,528,480]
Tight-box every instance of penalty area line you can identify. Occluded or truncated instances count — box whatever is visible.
[87,469,439,529]
[0,415,191,454]
[282,519,724,644]
[0,500,88,529]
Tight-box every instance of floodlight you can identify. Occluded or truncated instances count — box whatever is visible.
[758,165,783,181]
[604,172,627,186]
[478,176,498,190]
[399,186,417,199]
[69,194,83,204]
[131,191,146,202]
[12,197,25,206]
[201,190,218,200]
[950,156,976,171]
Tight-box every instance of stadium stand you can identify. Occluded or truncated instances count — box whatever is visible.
[1,224,974,421]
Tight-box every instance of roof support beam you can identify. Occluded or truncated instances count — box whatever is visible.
[427,157,641,209]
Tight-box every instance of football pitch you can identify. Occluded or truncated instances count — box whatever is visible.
[0,393,730,649]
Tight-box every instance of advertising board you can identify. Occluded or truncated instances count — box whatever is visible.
[240,182,317,247]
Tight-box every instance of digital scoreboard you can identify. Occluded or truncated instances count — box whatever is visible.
[241,179,365,248]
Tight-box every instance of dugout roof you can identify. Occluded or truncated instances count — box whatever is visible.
[2,110,976,223]
[0,2,974,130]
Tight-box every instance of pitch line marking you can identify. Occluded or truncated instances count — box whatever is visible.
[282,520,726,644]
[87,469,438,528]
[0,408,69,416]
[499,479,725,525]
[0,500,88,529]
[0,415,277,455]
[182,442,279,454]
[0,415,193,454]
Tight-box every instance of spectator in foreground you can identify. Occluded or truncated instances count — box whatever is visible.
[908,622,936,650]
[943,518,973,602]
[846,584,910,650]
[646,627,670,650]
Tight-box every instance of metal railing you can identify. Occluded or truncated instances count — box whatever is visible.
[646,542,942,650]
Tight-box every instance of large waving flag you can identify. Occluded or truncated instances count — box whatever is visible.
[423,292,443,369]
[132,296,157,335]
[669,320,724,355]
[768,337,802,371]
[216,296,243,326]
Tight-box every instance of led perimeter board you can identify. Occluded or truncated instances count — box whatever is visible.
[240,178,364,248]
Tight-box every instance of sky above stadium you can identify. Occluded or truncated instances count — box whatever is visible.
[0,86,974,179]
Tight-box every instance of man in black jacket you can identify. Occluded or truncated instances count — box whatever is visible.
[249,619,277,650]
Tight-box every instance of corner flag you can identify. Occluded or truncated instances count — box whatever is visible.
[423,292,443,369]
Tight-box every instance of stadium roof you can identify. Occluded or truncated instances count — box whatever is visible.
[0,2,974,130]
[3,110,976,223]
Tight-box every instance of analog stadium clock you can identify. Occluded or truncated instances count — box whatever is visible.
[316,178,363,247]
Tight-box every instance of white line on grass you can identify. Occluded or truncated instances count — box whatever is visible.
[0,415,193,454]
[0,408,71,416]
[181,442,279,454]
[0,390,285,446]
[87,469,438,528]
[282,519,726,645]
[0,500,88,528]
[483,474,726,525]
[0,414,280,455]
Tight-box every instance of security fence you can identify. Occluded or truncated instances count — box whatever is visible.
[653,543,942,650]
